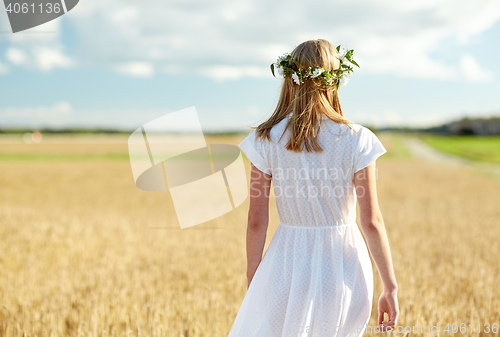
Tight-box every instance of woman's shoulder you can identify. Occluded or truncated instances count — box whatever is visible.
[347,123,367,135]
[322,119,365,137]
[268,115,292,142]
[337,121,379,136]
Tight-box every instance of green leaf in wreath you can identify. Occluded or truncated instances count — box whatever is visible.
[350,59,360,68]
[271,64,275,77]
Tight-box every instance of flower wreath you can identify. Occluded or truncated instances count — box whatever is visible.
[270,45,359,89]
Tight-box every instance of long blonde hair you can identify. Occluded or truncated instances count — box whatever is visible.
[254,39,357,152]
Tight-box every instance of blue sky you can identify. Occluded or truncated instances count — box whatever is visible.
[0,0,499,132]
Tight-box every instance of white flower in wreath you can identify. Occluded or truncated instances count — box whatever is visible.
[339,73,350,86]
[311,68,324,78]
[277,54,288,63]
[276,65,284,76]
[291,72,302,85]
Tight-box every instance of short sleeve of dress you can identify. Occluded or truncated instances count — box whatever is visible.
[238,130,272,176]
[354,126,387,173]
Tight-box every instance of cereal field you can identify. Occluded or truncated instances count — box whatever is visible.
[0,133,499,337]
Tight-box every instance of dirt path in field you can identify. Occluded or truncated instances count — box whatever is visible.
[401,136,500,176]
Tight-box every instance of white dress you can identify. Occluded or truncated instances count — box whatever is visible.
[228,113,387,337]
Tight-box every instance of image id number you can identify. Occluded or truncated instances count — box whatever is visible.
[6,2,62,14]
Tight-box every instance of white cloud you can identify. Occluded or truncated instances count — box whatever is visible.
[460,54,494,82]
[2,0,500,81]
[355,33,458,80]
[6,48,28,65]
[198,65,269,81]
[4,46,73,72]
[35,47,73,71]
[3,17,73,72]
[116,62,154,77]
[110,6,139,23]
[0,101,73,118]
[446,1,500,44]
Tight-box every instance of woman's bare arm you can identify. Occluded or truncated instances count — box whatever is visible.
[353,161,399,330]
[246,163,272,289]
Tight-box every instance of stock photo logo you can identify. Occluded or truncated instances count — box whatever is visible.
[3,0,79,33]
[128,107,249,229]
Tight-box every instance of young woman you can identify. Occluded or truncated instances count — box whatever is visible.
[228,39,399,337]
